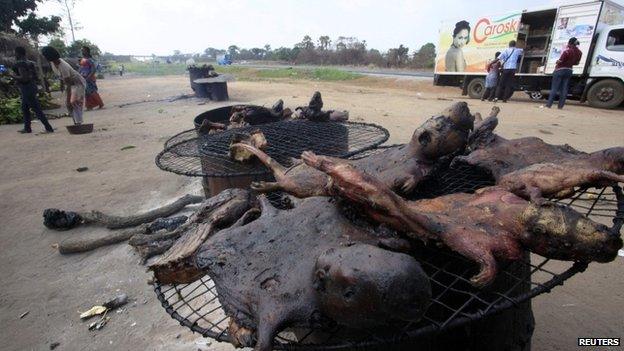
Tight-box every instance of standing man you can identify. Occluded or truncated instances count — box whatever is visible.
[11,46,54,134]
[545,37,582,109]
[494,40,523,103]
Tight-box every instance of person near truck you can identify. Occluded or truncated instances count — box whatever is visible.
[494,40,523,102]
[41,46,86,125]
[445,20,471,72]
[545,37,582,109]
[482,51,501,101]
[10,46,54,134]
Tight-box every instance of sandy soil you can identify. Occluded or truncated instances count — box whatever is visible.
[0,74,622,351]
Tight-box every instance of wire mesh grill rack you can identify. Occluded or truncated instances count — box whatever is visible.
[156,121,389,177]
[153,163,623,350]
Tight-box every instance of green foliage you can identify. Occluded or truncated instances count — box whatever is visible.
[0,94,58,125]
[0,97,22,124]
[217,66,362,81]
[122,62,188,76]
[48,37,68,57]
[0,0,38,32]
[67,39,101,58]
[16,12,62,40]
[413,43,436,69]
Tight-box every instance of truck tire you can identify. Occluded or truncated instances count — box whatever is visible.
[467,78,485,99]
[587,79,624,109]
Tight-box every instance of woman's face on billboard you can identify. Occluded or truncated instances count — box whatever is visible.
[453,29,469,48]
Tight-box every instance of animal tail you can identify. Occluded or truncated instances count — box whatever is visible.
[231,143,286,179]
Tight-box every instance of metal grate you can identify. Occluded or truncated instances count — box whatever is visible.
[153,160,623,350]
[156,120,389,177]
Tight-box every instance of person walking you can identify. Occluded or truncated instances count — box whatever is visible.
[41,46,86,125]
[79,46,104,110]
[494,40,523,102]
[10,46,54,134]
[482,51,501,101]
[545,37,582,109]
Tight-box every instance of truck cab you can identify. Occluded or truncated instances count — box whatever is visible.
[585,24,624,108]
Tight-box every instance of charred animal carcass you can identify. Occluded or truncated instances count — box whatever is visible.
[193,196,431,351]
[292,91,349,122]
[301,151,623,287]
[233,102,489,198]
[455,116,624,202]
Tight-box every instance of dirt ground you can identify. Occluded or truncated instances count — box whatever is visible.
[0,74,622,351]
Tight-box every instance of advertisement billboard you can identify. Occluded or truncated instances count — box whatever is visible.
[545,2,602,74]
[435,13,521,74]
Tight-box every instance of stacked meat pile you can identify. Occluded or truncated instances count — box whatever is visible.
[44,102,623,351]
[197,91,349,135]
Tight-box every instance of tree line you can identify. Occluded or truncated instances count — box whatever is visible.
[186,36,436,69]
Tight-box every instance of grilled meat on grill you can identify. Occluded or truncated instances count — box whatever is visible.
[302,151,622,287]
[233,102,488,198]
[194,196,431,351]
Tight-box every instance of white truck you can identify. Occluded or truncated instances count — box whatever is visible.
[434,0,624,109]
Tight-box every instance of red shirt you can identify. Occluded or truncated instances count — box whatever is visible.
[555,45,582,71]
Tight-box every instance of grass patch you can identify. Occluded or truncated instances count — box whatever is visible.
[116,62,363,81]
[122,62,188,76]
[216,66,363,81]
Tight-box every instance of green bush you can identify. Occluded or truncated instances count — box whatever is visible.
[0,94,59,125]
[0,97,22,124]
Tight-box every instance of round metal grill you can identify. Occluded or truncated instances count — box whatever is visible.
[156,121,389,177]
[153,160,623,350]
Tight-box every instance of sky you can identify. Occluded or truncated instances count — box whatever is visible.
[36,0,624,56]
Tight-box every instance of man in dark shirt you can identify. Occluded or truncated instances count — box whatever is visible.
[11,46,54,133]
[545,37,583,109]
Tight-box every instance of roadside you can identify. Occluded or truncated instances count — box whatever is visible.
[0,74,622,351]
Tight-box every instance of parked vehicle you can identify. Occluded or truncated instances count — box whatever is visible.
[217,54,232,65]
[434,0,624,109]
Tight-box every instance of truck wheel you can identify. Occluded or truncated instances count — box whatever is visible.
[587,79,624,109]
[467,78,485,99]
[528,91,543,100]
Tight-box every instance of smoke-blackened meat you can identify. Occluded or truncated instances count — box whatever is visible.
[302,151,622,287]
[194,197,431,351]
[232,102,485,198]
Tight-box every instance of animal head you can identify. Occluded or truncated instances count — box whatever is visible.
[520,204,622,263]
[410,102,475,161]
[313,244,431,328]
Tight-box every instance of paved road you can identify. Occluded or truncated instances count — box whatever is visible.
[237,63,434,79]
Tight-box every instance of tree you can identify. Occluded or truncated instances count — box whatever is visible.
[318,35,331,50]
[296,35,315,50]
[67,38,100,57]
[48,37,68,56]
[412,43,436,68]
[16,12,62,42]
[387,44,409,67]
[250,48,265,60]
[1,0,38,32]
[228,45,240,58]
[203,47,225,59]
[57,0,80,42]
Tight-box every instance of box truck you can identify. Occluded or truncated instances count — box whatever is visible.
[434,0,624,108]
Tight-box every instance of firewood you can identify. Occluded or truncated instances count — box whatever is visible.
[43,194,204,230]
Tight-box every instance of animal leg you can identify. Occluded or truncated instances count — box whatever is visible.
[526,185,545,206]
[442,227,500,287]
[251,181,282,193]
[399,175,418,194]
[254,313,282,351]
[231,143,287,179]
[586,169,624,184]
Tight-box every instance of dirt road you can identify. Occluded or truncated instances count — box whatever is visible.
[0,74,622,351]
